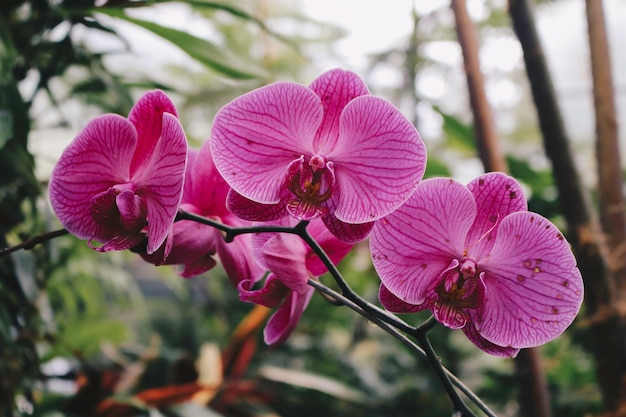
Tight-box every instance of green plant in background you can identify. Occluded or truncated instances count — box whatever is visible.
[1,0,624,416]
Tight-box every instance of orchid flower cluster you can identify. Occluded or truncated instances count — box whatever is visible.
[48,69,583,375]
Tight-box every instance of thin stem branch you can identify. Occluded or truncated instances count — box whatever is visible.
[0,228,69,258]
[308,279,495,417]
[297,226,417,334]
[1,210,496,415]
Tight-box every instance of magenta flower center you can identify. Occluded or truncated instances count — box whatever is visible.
[432,258,482,329]
[286,154,334,220]
[90,183,147,233]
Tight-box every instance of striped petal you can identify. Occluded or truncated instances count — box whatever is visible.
[264,286,315,345]
[462,320,520,357]
[211,82,323,204]
[49,114,135,241]
[309,68,369,154]
[477,211,584,349]
[135,113,187,254]
[128,90,178,176]
[330,95,426,223]
[465,172,527,260]
[370,178,474,305]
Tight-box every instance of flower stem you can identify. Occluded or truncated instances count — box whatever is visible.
[6,211,497,415]
[0,228,69,258]
[308,278,495,417]
[418,315,438,332]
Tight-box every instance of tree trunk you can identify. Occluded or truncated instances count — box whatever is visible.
[585,0,626,409]
[450,1,551,416]
[451,0,506,173]
[509,0,625,411]
[586,0,626,297]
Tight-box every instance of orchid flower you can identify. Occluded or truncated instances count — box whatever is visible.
[210,68,426,243]
[142,144,263,283]
[370,172,584,357]
[49,90,187,257]
[238,218,353,345]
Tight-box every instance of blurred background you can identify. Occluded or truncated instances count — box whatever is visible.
[1,0,625,416]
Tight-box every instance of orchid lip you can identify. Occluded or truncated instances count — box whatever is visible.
[286,156,334,220]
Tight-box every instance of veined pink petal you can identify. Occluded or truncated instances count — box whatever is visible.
[227,189,287,222]
[180,254,218,278]
[465,172,527,260]
[93,233,145,252]
[190,143,231,218]
[135,113,188,254]
[128,90,178,175]
[211,82,324,204]
[216,233,264,287]
[370,179,474,305]
[239,274,290,308]
[142,215,218,267]
[49,114,136,240]
[462,320,520,357]
[379,284,422,314]
[264,286,314,345]
[308,69,369,154]
[182,149,198,206]
[304,219,353,276]
[262,233,310,293]
[322,196,374,243]
[116,190,146,231]
[330,96,426,223]
[477,211,583,348]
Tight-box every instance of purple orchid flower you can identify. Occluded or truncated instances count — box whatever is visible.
[210,68,427,243]
[141,144,263,283]
[370,172,584,357]
[238,218,353,345]
[49,90,187,257]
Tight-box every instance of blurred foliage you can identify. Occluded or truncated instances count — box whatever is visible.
[0,0,608,416]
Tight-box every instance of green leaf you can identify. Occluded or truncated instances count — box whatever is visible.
[0,110,11,149]
[44,319,129,360]
[423,155,452,179]
[96,8,264,80]
[432,105,476,154]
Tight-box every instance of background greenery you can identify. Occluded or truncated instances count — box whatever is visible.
[1,0,620,416]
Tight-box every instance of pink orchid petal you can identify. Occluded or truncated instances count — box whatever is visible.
[135,113,187,254]
[264,286,315,345]
[370,178,475,305]
[262,233,310,293]
[251,216,297,271]
[433,303,468,330]
[330,95,426,223]
[379,284,422,314]
[180,254,218,278]
[465,172,527,260]
[182,149,198,206]
[304,219,353,276]
[227,189,287,222]
[149,217,217,266]
[216,233,264,287]
[116,190,146,231]
[308,69,369,154]
[90,188,122,231]
[93,233,145,253]
[49,114,136,240]
[128,90,178,175]
[322,196,374,243]
[462,320,520,357]
[239,274,290,308]
[477,211,584,348]
[189,143,231,217]
[211,82,323,204]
